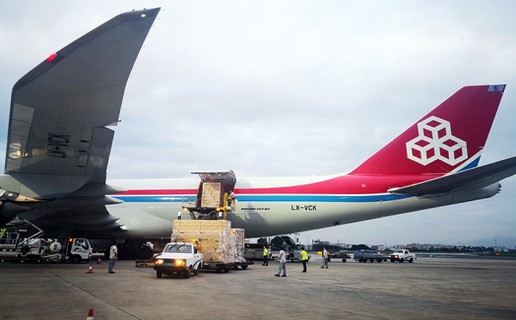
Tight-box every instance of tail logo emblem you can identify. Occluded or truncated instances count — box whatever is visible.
[406,116,467,166]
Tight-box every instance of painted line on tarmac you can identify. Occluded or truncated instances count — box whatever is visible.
[46,270,144,320]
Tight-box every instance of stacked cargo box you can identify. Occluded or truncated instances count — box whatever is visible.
[172,220,246,264]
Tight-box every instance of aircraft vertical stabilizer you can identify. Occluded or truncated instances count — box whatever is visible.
[350,85,505,176]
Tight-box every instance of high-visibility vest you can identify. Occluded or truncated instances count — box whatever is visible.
[300,250,308,261]
[263,248,269,256]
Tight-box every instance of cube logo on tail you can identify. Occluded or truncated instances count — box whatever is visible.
[406,116,467,166]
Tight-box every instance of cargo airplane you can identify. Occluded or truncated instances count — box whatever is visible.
[2,8,516,258]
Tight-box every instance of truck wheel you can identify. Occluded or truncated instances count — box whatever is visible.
[390,258,395,263]
[156,271,162,278]
[71,255,81,264]
[377,259,382,263]
[409,258,414,263]
[21,246,30,256]
[399,258,404,263]
[184,271,190,279]
[342,259,346,263]
[191,265,200,276]
[241,265,248,270]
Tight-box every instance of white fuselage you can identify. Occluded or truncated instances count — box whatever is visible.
[107,175,500,239]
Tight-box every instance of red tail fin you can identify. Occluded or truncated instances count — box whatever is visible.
[350,85,505,176]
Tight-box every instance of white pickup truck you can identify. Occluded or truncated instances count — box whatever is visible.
[154,242,203,278]
[389,249,416,263]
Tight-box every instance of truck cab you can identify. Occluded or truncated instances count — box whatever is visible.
[389,249,416,263]
[154,242,203,278]
[64,237,92,263]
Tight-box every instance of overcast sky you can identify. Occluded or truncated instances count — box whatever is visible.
[1,1,515,247]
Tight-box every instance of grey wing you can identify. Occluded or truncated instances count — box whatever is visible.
[6,8,159,195]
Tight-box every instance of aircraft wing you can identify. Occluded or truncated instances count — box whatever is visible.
[6,8,159,190]
[388,156,516,196]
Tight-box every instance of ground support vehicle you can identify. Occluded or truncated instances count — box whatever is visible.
[154,242,203,278]
[270,235,304,262]
[62,238,93,263]
[353,249,387,263]
[243,243,273,261]
[171,220,253,274]
[389,249,416,263]
[328,250,352,262]
[0,217,92,263]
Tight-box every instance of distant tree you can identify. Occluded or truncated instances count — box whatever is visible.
[351,244,371,250]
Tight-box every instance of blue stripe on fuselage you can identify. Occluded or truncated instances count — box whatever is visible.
[113,194,411,203]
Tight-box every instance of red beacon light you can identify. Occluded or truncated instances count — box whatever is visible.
[46,52,58,63]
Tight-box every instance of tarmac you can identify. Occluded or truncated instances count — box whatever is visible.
[1,257,515,320]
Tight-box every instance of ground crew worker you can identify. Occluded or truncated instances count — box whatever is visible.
[108,240,118,274]
[192,238,200,250]
[300,246,309,272]
[227,191,235,209]
[0,227,6,238]
[321,247,329,269]
[262,246,269,266]
[274,247,287,277]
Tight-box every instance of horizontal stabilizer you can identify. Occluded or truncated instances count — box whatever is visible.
[388,156,516,196]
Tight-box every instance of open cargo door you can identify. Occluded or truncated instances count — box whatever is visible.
[184,170,237,219]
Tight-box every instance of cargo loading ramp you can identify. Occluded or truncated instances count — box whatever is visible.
[184,170,237,219]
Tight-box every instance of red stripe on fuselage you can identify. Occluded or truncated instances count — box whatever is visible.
[235,174,438,194]
[117,174,438,196]
[117,189,196,195]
